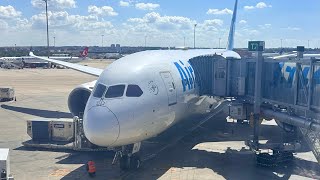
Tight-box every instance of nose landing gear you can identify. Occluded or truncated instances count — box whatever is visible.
[112,142,141,171]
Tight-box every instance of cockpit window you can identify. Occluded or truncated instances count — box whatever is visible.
[93,84,106,98]
[126,84,143,97]
[105,85,125,98]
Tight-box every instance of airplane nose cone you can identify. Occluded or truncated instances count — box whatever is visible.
[83,106,120,147]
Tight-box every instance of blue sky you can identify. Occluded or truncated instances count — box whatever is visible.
[0,0,319,48]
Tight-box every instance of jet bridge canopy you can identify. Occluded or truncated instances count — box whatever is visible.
[189,55,244,97]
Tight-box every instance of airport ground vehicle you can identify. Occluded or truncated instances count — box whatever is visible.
[0,87,15,102]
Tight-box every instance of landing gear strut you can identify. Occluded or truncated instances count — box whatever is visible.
[113,142,141,171]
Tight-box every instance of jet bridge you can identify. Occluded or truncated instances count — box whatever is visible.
[189,55,246,97]
[189,43,320,165]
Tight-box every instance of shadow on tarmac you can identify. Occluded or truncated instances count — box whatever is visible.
[1,104,72,118]
[131,146,320,180]
[55,112,319,180]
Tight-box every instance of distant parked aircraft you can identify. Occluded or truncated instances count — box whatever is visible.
[0,47,89,62]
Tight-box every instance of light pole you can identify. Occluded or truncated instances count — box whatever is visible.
[280,39,283,48]
[53,36,55,47]
[193,24,197,49]
[219,38,221,48]
[44,0,50,58]
[308,40,310,49]
[101,35,104,47]
[184,37,186,47]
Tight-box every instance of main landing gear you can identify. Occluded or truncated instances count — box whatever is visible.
[112,142,141,171]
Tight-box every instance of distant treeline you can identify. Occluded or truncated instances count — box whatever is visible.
[0,50,30,57]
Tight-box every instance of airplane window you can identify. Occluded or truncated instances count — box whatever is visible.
[126,85,143,97]
[93,84,106,98]
[105,85,126,98]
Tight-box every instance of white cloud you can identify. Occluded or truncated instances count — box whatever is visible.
[203,19,223,27]
[239,20,247,24]
[0,5,22,19]
[259,23,271,29]
[126,12,228,47]
[119,1,130,7]
[15,18,31,29]
[128,12,195,30]
[0,6,26,31]
[31,0,76,9]
[207,8,232,15]
[200,19,224,32]
[88,5,118,16]
[283,27,301,31]
[127,18,145,23]
[244,2,272,10]
[0,19,9,30]
[244,6,255,10]
[79,21,113,31]
[242,28,260,36]
[31,11,113,31]
[256,2,271,8]
[135,3,160,11]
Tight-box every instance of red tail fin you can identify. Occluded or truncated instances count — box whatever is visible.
[80,47,89,58]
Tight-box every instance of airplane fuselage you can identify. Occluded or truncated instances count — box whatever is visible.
[83,49,241,147]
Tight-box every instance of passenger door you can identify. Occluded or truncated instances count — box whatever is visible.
[160,72,177,106]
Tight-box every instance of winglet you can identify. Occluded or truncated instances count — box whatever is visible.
[227,0,238,50]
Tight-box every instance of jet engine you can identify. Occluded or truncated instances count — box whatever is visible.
[68,80,96,117]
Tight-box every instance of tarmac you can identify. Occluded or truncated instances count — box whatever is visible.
[0,59,319,180]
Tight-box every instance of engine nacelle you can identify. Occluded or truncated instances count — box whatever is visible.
[68,80,96,117]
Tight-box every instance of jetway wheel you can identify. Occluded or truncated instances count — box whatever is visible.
[256,151,294,167]
[119,154,141,170]
[120,155,129,171]
[130,155,141,170]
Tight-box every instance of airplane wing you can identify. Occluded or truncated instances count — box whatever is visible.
[272,53,297,59]
[272,53,320,60]
[304,54,320,58]
[29,52,103,77]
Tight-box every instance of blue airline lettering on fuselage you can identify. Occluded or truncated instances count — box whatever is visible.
[174,60,195,92]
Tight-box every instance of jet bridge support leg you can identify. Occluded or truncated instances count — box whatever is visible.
[252,48,264,149]
[245,42,297,166]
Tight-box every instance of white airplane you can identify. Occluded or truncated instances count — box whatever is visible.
[49,47,89,61]
[30,0,240,170]
[0,47,88,62]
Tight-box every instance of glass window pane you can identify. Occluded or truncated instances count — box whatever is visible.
[105,85,125,98]
[93,84,106,98]
[126,85,143,97]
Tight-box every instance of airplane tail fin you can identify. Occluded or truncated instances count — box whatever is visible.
[80,47,89,58]
[226,0,238,51]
